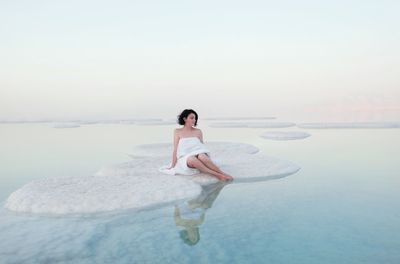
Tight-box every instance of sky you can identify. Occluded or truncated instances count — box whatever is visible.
[1,0,399,121]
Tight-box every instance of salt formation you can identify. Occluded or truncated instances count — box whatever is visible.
[100,142,299,185]
[260,131,311,140]
[297,122,400,129]
[52,123,80,128]
[131,141,259,157]
[5,175,201,214]
[134,120,177,126]
[209,122,295,128]
[204,117,276,120]
[5,142,300,214]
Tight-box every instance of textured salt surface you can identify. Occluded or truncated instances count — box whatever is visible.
[1,119,168,125]
[52,123,81,128]
[209,122,296,128]
[5,175,201,214]
[134,120,177,125]
[260,131,311,140]
[5,142,299,214]
[97,118,164,125]
[77,120,99,125]
[102,142,299,185]
[297,122,400,129]
[131,141,259,157]
[78,119,165,125]
[204,117,276,120]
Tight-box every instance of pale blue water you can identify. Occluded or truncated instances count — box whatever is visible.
[0,123,399,263]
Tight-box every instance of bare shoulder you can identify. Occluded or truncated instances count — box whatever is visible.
[194,128,203,135]
[174,128,182,136]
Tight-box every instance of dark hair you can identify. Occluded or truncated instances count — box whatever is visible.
[179,228,200,246]
[177,109,198,126]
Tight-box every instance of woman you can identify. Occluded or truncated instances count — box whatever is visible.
[165,109,233,181]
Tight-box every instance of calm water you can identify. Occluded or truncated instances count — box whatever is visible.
[0,122,399,263]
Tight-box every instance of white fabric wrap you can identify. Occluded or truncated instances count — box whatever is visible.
[159,137,210,175]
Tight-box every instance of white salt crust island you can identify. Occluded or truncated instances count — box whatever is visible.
[209,122,295,128]
[134,120,177,126]
[5,142,300,215]
[5,175,201,215]
[50,119,176,126]
[52,123,81,128]
[260,131,311,140]
[203,117,276,121]
[297,122,400,129]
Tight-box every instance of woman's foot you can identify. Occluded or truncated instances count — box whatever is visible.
[214,173,228,181]
[219,174,233,181]
[224,175,234,181]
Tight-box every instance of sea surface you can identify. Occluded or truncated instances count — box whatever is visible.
[0,121,399,263]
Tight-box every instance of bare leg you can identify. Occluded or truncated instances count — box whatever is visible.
[187,156,231,181]
[197,154,233,180]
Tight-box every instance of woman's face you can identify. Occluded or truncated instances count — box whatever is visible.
[184,113,197,126]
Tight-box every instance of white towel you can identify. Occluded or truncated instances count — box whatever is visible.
[159,137,210,176]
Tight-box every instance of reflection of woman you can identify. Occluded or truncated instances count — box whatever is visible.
[160,109,232,181]
[174,206,205,246]
[187,181,227,209]
[174,182,228,245]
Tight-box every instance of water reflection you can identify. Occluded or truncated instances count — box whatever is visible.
[174,182,228,245]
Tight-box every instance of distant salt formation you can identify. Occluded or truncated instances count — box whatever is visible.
[297,122,400,129]
[5,142,300,215]
[97,118,175,125]
[260,131,311,140]
[209,122,295,128]
[52,123,81,128]
[1,118,176,126]
[98,118,163,125]
[134,120,177,126]
[204,117,276,121]
[77,120,99,125]
[75,118,167,125]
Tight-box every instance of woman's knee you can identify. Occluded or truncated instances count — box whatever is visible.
[197,153,210,163]
[187,156,200,167]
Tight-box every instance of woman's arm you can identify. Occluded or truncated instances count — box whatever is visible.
[199,129,204,143]
[170,129,179,168]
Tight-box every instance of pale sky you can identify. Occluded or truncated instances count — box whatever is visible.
[1,0,399,121]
